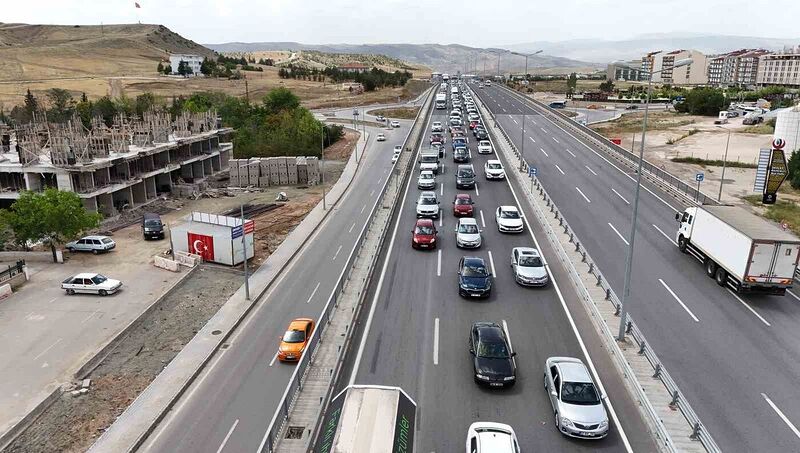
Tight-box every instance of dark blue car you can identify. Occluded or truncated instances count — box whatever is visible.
[458,256,493,298]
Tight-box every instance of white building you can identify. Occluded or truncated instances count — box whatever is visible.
[774,107,800,154]
[639,49,708,85]
[169,54,203,76]
[756,53,800,87]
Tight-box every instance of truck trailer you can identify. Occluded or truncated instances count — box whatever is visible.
[676,205,800,295]
[435,93,447,109]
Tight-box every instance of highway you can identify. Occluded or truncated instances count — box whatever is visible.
[138,119,413,453]
[472,84,800,453]
[343,86,657,453]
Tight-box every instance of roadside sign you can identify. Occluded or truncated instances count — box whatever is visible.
[763,147,788,205]
[529,167,538,177]
[231,220,255,239]
[754,148,771,192]
[695,173,704,182]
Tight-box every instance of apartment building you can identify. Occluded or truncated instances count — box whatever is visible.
[607,60,645,81]
[707,49,769,87]
[0,110,232,217]
[641,51,662,77]
[658,50,708,85]
[756,53,800,87]
[169,54,203,76]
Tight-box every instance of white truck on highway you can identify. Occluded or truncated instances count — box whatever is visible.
[419,149,440,174]
[435,93,447,109]
[676,205,800,295]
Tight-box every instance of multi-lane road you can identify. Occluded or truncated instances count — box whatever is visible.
[138,118,413,453]
[342,87,657,452]
[473,84,800,452]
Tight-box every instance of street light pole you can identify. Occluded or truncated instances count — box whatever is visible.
[241,203,250,301]
[717,126,732,202]
[321,124,327,210]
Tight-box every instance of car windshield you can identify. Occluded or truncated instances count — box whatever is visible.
[101,238,114,244]
[282,330,306,343]
[455,197,471,205]
[458,169,474,178]
[519,255,543,267]
[477,340,510,359]
[420,173,433,180]
[561,381,600,405]
[421,196,437,205]
[481,141,490,146]
[462,263,487,277]
[144,219,161,227]
[500,209,519,219]
[458,223,479,234]
[488,163,502,169]
[415,225,435,235]
[91,275,107,285]
[421,155,438,163]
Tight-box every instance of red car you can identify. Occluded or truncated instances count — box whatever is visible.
[430,133,445,144]
[412,218,437,249]
[469,120,480,130]
[450,126,465,136]
[453,194,474,217]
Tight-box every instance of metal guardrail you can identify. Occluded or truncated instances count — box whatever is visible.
[0,260,25,283]
[256,86,436,453]
[496,84,720,206]
[472,85,721,453]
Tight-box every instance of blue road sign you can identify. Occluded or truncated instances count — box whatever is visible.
[231,225,243,239]
[695,173,704,182]
[529,167,538,177]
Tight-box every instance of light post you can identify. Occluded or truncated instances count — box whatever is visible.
[613,58,693,341]
[716,125,732,202]
[510,51,543,170]
[320,123,327,210]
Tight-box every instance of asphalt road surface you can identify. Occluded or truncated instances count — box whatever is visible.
[473,84,800,453]
[346,86,657,453]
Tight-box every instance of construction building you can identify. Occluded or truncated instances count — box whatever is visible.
[0,110,232,217]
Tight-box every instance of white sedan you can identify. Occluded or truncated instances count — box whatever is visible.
[62,273,123,296]
[390,120,401,128]
[477,140,492,154]
[495,206,524,233]
[376,133,386,142]
[484,160,505,180]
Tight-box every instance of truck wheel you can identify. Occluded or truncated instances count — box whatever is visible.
[715,268,727,286]
[705,259,717,278]
[678,236,688,253]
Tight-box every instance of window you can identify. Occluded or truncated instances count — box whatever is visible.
[283,330,306,343]
[91,275,107,285]
[470,437,478,453]
[77,239,87,245]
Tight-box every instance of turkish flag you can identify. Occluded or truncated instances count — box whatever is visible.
[188,233,215,261]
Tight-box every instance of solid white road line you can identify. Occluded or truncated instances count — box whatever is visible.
[360,205,366,214]
[659,279,700,322]
[612,188,630,205]
[332,244,343,261]
[540,147,549,157]
[480,210,486,228]
[268,352,279,367]
[348,222,356,233]
[728,290,771,327]
[529,136,536,143]
[585,165,598,176]
[437,249,442,277]
[788,289,800,302]
[652,224,678,246]
[762,393,800,440]
[566,148,576,157]
[440,183,444,196]
[216,419,239,453]
[433,318,440,365]
[488,250,496,277]
[541,127,548,134]
[306,282,321,304]
[33,338,62,361]
[554,163,565,175]
[608,223,630,245]
[575,187,591,203]
[552,137,560,144]
[502,319,516,367]
[475,183,480,196]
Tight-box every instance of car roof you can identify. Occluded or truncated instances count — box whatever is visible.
[515,247,540,257]
[73,273,101,279]
[463,256,486,266]
[288,318,313,330]
[420,191,436,197]
[80,235,112,240]
[420,170,434,175]
[486,159,501,165]
[558,360,593,383]
[499,205,518,211]
[416,218,434,226]
[474,322,504,341]
[459,217,478,225]
[455,193,472,199]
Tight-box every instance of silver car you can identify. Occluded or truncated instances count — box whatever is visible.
[66,235,116,254]
[511,247,548,286]
[455,218,482,248]
[544,357,609,439]
[418,170,436,190]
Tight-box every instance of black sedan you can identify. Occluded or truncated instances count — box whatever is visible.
[475,129,489,140]
[458,256,492,298]
[469,322,517,387]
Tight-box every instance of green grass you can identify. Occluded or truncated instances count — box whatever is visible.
[666,128,701,145]
[744,196,800,236]
[366,106,420,119]
[671,156,757,168]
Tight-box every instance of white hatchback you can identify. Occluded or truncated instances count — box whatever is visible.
[465,422,520,453]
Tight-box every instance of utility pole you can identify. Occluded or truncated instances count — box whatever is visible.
[321,124,327,210]
[245,79,250,103]
[240,204,250,301]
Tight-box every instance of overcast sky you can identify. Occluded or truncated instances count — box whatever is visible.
[4,0,799,47]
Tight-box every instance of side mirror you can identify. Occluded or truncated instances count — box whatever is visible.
[675,212,681,222]
[511,351,517,357]
[469,347,475,355]
[550,390,558,397]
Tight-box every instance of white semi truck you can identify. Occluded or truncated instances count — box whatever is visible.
[435,93,447,109]
[676,205,800,295]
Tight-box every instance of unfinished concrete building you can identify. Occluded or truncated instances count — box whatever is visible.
[0,110,232,217]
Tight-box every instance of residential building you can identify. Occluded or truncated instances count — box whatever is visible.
[339,62,371,73]
[0,110,232,216]
[641,51,662,79]
[607,60,645,81]
[657,50,708,85]
[707,49,769,87]
[757,53,800,88]
[169,54,203,76]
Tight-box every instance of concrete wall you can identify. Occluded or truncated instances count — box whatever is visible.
[56,173,72,191]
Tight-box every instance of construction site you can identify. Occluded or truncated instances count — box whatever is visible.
[0,110,233,217]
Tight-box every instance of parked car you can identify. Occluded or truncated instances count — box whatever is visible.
[66,235,116,254]
[418,170,436,190]
[469,321,515,385]
[61,273,122,296]
[545,357,609,439]
[453,193,475,217]
[412,218,438,249]
[458,257,493,298]
[391,153,400,164]
[625,105,639,110]
[496,206,524,233]
[477,141,493,155]
[278,318,315,362]
[511,247,548,286]
[142,212,164,240]
[376,133,386,141]
[416,191,440,218]
[465,422,520,453]
[455,217,482,248]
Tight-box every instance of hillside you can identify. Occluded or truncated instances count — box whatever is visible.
[204,42,598,75]
[0,22,215,81]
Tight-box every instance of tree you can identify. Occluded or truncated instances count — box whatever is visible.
[263,87,300,113]
[46,88,76,123]
[163,64,172,75]
[134,92,158,117]
[599,79,615,93]
[24,89,39,120]
[200,57,214,76]
[566,72,577,95]
[675,87,725,116]
[177,60,192,77]
[92,96,118,126]
[789,149,800,190]
[2,189,102,262]
[157,61,164,73]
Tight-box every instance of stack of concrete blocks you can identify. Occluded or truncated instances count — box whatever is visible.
[287,157,298,185]
[276,157,288,185]
[227,156,320,188]
[259,159,271,187]
[306,156,320,185]
[269,158,280,186]
[247,159,260,187]
[296,156,308,185]
[229,158,241,187]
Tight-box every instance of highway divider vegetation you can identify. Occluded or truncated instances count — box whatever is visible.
[670,156,757,168]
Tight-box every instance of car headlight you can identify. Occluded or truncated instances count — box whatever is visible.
[503,376,515,381]
[560,417,574,428]
[599,420,609,429]
[430,238,436,243]
[413,237,419,243]
[475,374,490,381]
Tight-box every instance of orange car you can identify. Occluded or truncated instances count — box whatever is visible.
[278,318,315,362]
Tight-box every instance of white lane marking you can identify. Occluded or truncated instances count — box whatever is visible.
[552,137,560,144]
[763,393,800,440]
[496,153,635,453]
[475,182,480,196]
[612,188,630,205]
[554,163,565,175]
[437,249,442,277]
[480,210,486,228]
[530,119,537,125]
[728,290,771,327]
[306,282,321,304]
[439,213,443,227]
[585,165,598,176]
[433,318,440,365]
[529,136,536,143]
[33,338,62,361]
[488,250,496,277]
[348,222,356,233]
[566,148,576,157]
[502,319,516,367]
[575,187,591,203]
[541,127,548,134]
[216,419,239,453]
[608,223,629,245]
[360,205,366,214]
[540,147,549,157]
[517,107,523,113]
[332,244,343,261]
[652,224,677,246]
[788,289,800,302]
[659,279,700,322]
[81,309,101,324]
[47,297,58,304]
[440,183,444,196]
[512,117,518,124]
[269,352,279,367]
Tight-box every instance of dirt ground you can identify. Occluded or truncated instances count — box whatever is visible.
[366,106,420,119]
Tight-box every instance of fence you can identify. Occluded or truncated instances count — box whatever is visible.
[0,260,25,283]
[474,85,721,453]
[497,84,720,206]
[256,86,436,453]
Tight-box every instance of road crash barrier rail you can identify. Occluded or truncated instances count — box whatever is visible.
[495,84,720,207]
[471,85,721,453]
[257,86,436,453]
